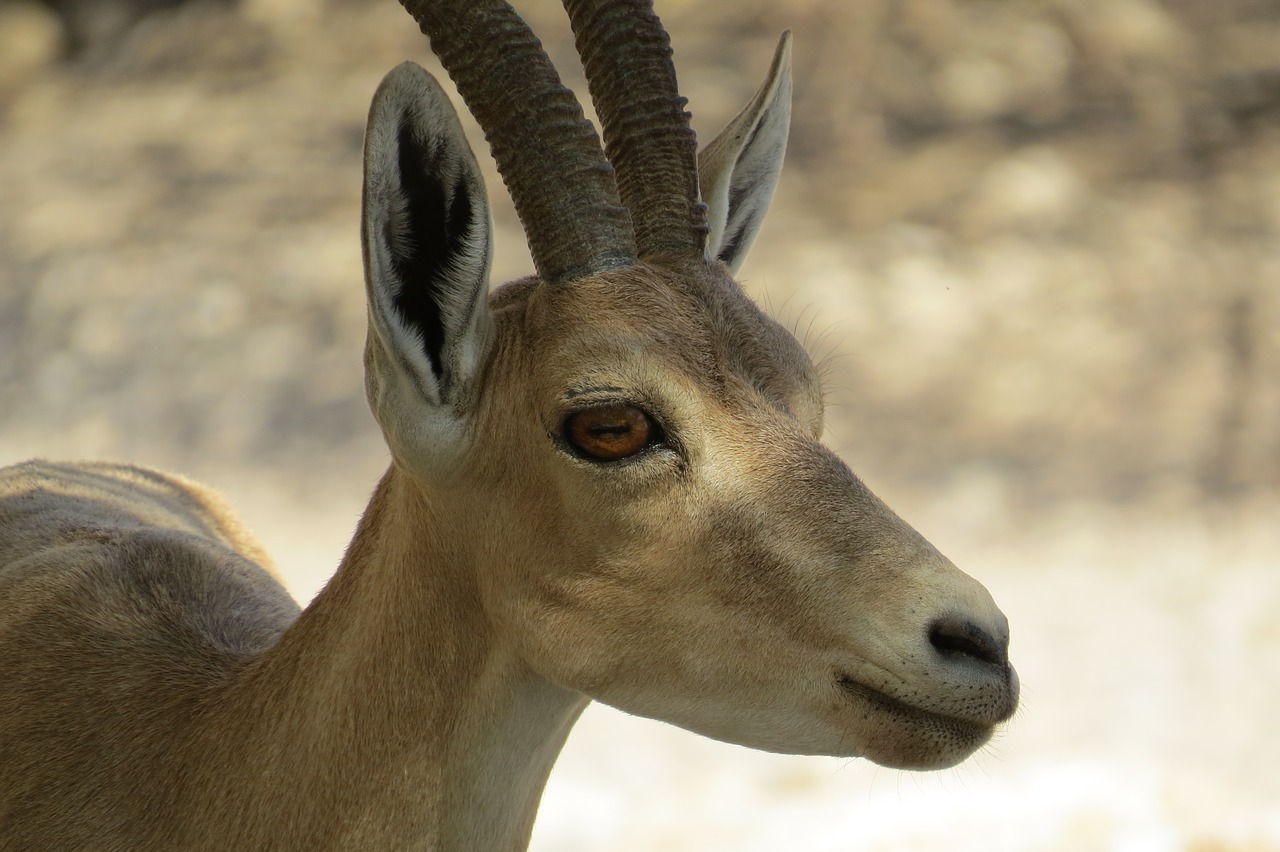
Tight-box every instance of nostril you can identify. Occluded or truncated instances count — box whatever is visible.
[929,616,1008,668]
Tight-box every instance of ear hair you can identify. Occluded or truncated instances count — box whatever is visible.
[362,61,493,410]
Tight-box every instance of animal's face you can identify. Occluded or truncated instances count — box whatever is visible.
[450,263,1015,767]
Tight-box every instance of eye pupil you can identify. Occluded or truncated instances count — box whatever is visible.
[565,405,655,461]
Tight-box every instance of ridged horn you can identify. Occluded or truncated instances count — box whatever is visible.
[562,0,708,259]
[398,0,637,283]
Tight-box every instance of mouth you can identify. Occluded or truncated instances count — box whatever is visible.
[834,674,995,745]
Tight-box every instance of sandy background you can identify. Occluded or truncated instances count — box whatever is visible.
[1,0,1277,848]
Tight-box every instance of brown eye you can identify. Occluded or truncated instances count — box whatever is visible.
[564,404,655,461]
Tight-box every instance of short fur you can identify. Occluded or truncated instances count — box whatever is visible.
[0,8,1017,851]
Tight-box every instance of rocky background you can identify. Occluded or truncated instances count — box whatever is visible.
[1,1,1277,849]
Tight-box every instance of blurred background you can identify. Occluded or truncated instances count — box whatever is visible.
[1,0,1277,848]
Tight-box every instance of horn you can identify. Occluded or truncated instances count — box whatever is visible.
[398,0,637,283]
[562,0,708,259]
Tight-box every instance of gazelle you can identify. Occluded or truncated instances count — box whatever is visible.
[0,0,1018,848]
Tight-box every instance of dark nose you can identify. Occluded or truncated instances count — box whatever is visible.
[928,615,1009,668]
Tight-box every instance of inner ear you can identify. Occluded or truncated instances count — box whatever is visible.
[388,121,481,379]
[698,32,793,275]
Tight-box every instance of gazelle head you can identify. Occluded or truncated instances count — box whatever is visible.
[361,0,1017,770]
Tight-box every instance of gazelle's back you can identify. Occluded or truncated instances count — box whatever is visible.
[0,461,293,634]
[0,461,299,846]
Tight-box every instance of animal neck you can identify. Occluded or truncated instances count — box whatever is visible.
[213,466,587,850]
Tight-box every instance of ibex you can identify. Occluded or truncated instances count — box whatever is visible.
[0,0,1018,848]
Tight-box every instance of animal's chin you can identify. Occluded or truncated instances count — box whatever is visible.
[833,675,995,769]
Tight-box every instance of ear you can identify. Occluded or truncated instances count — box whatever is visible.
[361,62,493,465]
[698,32,793,275]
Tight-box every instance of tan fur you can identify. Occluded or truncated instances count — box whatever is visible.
[0,17,1017,850]
[1,261,1016,850]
